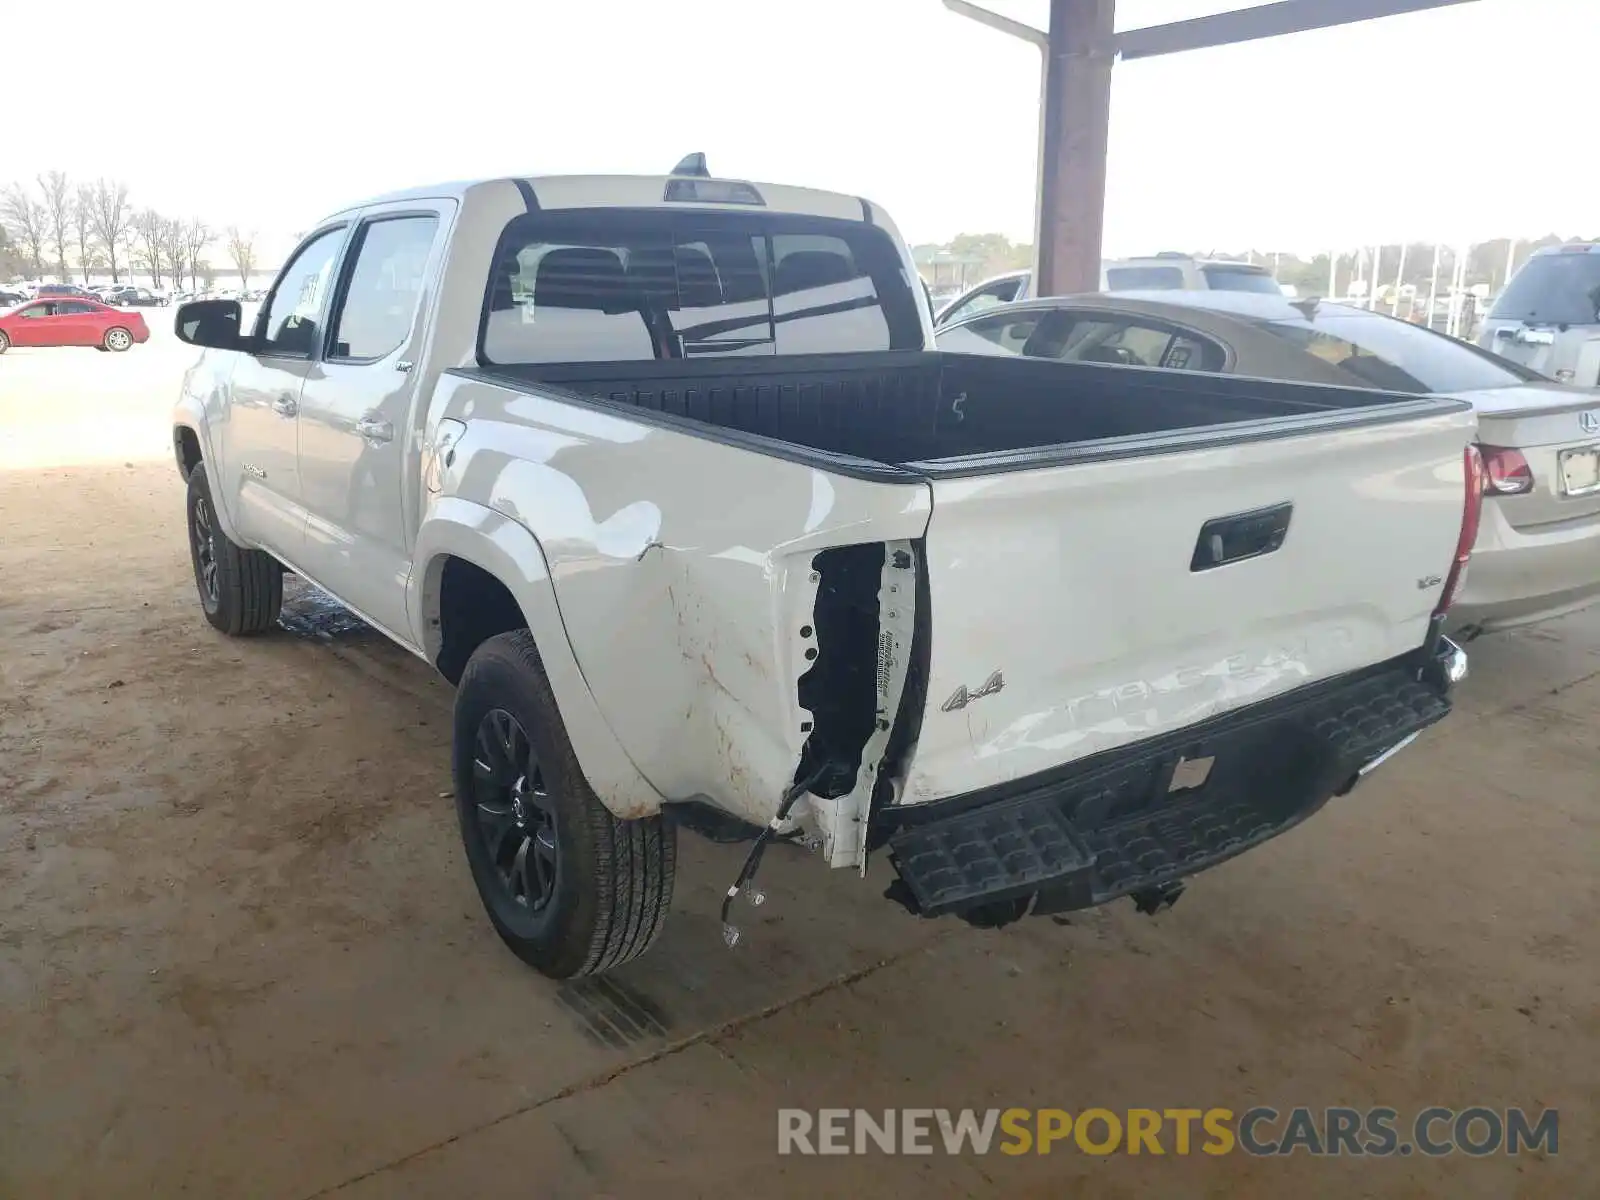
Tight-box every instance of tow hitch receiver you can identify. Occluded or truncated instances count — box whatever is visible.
[1131,881,1185,915]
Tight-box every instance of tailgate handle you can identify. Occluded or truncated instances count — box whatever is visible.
[1191,502,1292,572]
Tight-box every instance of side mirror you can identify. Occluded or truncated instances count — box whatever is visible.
[175,299,247,350]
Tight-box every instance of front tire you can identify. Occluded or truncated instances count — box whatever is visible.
[0,331,9,354]
[186,465,283,635]
[453,630,676,979]
[103,326,133,352]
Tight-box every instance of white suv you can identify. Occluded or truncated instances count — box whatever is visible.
[932,255,1282,327]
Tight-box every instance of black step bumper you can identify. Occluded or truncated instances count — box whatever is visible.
[884,644,1461,920]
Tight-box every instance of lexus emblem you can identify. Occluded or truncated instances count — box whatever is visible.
[1582,410,1600,435]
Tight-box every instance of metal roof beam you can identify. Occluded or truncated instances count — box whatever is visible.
[1116,0,1478,61]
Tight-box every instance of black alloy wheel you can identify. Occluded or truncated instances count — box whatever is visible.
[470,708,560,914]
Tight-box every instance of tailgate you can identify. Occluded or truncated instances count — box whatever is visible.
[900,404,1475,804]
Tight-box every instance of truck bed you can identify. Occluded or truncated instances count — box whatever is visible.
[470,351,1440,474]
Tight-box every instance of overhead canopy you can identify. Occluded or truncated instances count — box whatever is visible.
[944,0,1484,294]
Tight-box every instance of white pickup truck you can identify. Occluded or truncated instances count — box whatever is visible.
[172,159,1475,979]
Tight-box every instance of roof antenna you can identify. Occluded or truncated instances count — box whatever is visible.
[671,152,709,178]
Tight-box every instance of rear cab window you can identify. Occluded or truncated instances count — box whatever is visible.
[1490,250,1600,325]
[479,210,923,365]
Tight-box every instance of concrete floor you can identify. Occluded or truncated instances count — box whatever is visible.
[0,331,1596,1198]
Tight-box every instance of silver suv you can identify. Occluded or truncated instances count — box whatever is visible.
[1477,243,1600,386]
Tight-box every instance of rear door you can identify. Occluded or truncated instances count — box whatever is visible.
[296,203,450,642]
[55,300,101,345]
[900,404,1476,803]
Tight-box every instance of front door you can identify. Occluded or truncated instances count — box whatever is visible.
[7,301,61,345]
[297,206,448,644]
[216,224,349,561]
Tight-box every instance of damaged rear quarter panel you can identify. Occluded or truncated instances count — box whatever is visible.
[435,376,932,826]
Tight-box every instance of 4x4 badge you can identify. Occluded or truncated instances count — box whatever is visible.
[942,670,1005,713]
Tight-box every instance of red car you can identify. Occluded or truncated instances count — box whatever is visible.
[0,297,150,354]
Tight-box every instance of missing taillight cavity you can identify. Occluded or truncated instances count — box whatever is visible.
[797,545,885,799]
[1437,445,1487,617]
[1479,444,1535,496]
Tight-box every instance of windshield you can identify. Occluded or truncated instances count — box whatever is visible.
[1489,251,1600,325]
[1201,265,1281,294]
[1259,312,1541,393]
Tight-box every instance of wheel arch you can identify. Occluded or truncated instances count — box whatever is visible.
[170,407,247,546]
[413,498,663,819]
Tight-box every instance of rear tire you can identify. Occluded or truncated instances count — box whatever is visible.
[453,630,676,979]
[186,465,282,635]
[103,326,133,352]
[0,331,9,354]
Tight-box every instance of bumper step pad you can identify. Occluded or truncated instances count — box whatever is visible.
[888,664,1450,917]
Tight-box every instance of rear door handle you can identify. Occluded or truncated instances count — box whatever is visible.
[272,394,298,417]
[355,415,394,444]
[1191,502,1293,572]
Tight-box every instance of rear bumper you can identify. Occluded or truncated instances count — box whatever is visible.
[883,642,1461,920]
[1451,501,1600,633]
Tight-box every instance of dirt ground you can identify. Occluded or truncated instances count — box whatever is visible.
[1,329,1597,1198]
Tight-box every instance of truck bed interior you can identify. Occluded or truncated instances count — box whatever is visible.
[477,352,1424,471]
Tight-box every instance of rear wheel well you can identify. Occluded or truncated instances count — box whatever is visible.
[175,427,202,478]
[435,557,529,685]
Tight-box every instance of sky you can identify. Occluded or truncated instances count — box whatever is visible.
[6,0,1594,263]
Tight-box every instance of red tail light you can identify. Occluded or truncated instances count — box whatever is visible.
[1479,444,1534,495]
[1436,445,1486,617]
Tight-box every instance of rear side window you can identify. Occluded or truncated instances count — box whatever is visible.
[1032,314,1225,372]
[480,211,921,365]
[328,215,438,361]
[1490,252,1600,325]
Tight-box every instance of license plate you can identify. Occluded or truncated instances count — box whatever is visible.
[1559,446,1600,496]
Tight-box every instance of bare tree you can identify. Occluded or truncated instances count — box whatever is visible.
[132,209,165,288]
[1,182,47,276]
[225,226,257,290]
[0,225,28,280]
[72,183,98,283]
[184,218,211,290]
[88,178,132,283]
[162,217,188,289]
[37,171,72,281]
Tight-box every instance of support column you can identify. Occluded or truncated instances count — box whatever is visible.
[1036,0,1116,296]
